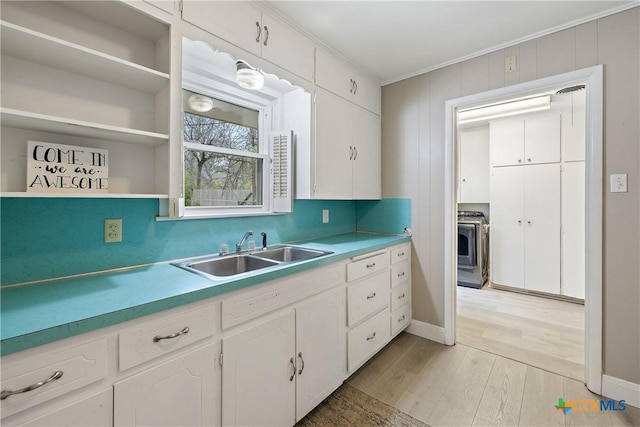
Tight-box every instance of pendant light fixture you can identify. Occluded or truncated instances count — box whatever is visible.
[235,60,264,90]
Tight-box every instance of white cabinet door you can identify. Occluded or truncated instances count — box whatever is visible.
[182,1,262,57]
[524,164,561,293]
[490,166,525,287]
[524,114,561,165]
[352,106,381,199]
[315,88,353,199]
[561,91,586,162]
[114,344,218,427]
[295,288,343,422]
[490,118,524,166]
[222,311,296,427]
[459,126,490,203]
[21,390,112,427]
[260,13,314,81]
[561,162,585,299]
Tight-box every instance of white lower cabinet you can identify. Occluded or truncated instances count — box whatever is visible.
[114,343,218,426]
[222,287,343,426]
[20,390,112,427]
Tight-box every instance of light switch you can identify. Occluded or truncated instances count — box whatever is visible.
[322,209,329,224]
[505,55,517,72]
[610,174,628,193]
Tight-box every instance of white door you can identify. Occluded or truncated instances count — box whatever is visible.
[490,166,525,287]
[562,162,586,299]
[114,344,218,426]
[181,2,262,57]
[459,126,490,203]
[524,163,561,293]
[295,288,343,421]
[524,114,561,164]
[222,311,296,427]
[314,89,353,199]
[352,105,381,199]
[490,118,524,166]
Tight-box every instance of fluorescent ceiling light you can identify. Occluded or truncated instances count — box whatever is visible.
[458,95,551,124]
[236,60,264,90]
[188,94,214,112]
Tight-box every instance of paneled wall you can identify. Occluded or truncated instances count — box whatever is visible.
[382,8,639,383]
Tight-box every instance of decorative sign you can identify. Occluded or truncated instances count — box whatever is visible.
[27,141,109,193]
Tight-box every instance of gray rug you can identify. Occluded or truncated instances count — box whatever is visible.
[296,383,429,427]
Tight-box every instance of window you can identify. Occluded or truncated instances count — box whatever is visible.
[183,89,270,215]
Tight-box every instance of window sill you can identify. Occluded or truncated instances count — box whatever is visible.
[155,211,286,221]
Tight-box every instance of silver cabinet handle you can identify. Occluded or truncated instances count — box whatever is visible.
[263,25,269,46]
[349,146,354,160]
[298,352,305,375]
[397,272,405,277]
[353,80,358,94]
[366,262,376,269]
[366,332,376,341]
[527,158,532,162]
[1,371,63,400]
[153,326,189,342]
[398,252,405,257]
[518,220,522,224]
[527,220,532,225]
[289,357,296,381]
[353,146,358,160]
[398,315,406,322]
[366,292,376,300]
[349,78,354,93]
[398,293,406,299]
[255,21,261,43]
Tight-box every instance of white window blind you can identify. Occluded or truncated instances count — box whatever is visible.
[271,130,293,213]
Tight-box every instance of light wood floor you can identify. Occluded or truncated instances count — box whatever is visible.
[456,285,585,381]
[347,333,640,427]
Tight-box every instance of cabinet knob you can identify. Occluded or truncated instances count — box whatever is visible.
[527,158,532,162]
[518,220,522,224]
[527,220,532,225]
[518,159,522,163]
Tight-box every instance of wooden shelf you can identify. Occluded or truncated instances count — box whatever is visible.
[1,108,169,146]
[0,21,169,95]
[1,192,169,199]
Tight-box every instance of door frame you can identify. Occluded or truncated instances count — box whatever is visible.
[443,65,603,393]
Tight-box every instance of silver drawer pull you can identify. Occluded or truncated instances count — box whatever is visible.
[153,326,189,343]
[366,263,376,269]
[366,332,376,341]
[366,292,376,300]
[398,252,405,257]
[398,293,406,299]
[397,272,405,277]
[289,357,296,381]
[1,371,63,400]
[298,352,305,375]
[398,315,406,322]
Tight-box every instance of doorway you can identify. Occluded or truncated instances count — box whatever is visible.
[443,66,603,394]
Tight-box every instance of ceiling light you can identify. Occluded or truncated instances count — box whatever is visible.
[236,60,264,90]
[188,94,214,112]
[458,95,551,124]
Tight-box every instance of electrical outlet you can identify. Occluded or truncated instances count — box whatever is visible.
[104,218,122,243]
[322,209,329,224]
[505,55,517,72]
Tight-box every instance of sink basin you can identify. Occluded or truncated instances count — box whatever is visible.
[177,254,279,278]
[252,246,333,262]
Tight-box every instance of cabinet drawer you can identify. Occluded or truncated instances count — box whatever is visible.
[390,245,410,264]
[119,305,216,371]
[391,304,411,336]
[1,339,107,418]
[347,252,389,282]
[347,272,389,326]
[391,260,410,287]
[347,308,390,371]
[390,281,410,312]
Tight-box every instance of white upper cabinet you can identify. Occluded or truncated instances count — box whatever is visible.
[181,1,314,81]
[490,114,560,167]
[0,1,171,197]
[458,126,490,203]
[315,49,381,115]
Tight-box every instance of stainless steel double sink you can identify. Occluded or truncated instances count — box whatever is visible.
[172,245,333,280]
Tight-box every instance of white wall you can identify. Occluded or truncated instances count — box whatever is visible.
[382,8,640,384]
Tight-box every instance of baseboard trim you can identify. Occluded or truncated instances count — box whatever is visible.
[602,375,640,409]
[406,320,446,344]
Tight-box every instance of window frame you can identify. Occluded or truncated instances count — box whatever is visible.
[181,78,275,218]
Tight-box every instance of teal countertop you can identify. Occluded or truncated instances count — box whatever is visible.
[1,232,409,356]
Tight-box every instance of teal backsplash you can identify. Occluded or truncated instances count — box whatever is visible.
[1,197,410,285]
[356,198,412,235]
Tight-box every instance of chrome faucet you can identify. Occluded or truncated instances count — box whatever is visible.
[236,231,253,253]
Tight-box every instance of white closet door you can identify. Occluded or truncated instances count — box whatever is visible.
[524,163,561,293]
[459,126,490,203]
[490,166,525,287]
[562,162,585,299]
[524,114,561,164]
[490,118,524,166]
